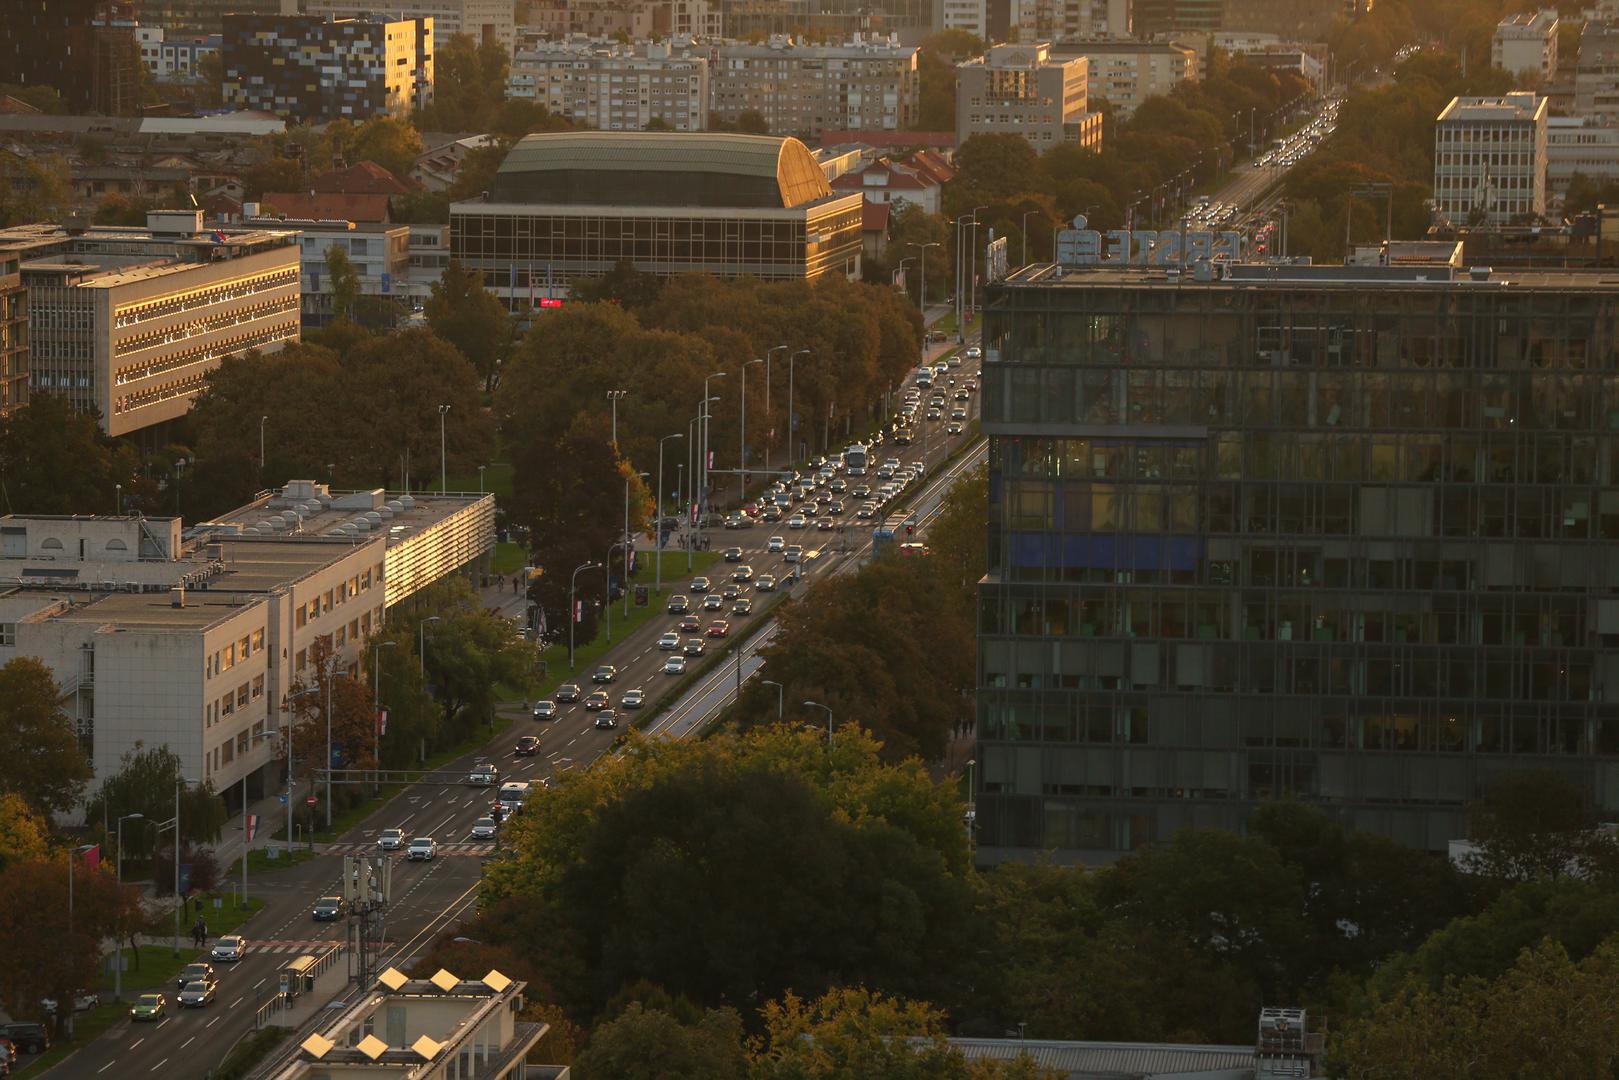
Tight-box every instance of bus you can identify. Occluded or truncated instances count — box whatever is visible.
[844,442,868,476]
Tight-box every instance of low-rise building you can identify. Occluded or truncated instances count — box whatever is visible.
[247,215,410,328]
[222,14,434,123]
[0,210,300,438]
[1048,39,1198,118]
[412,134,499,192]
[829,150,956,215]
[0,482,494,814]
[956,43,1102,150]
[942,0,989,39]
[1433,91,1548,226]
[1575,20,1619,119]
[134,26,222,82]
[712,35,919,138]
[508,37,710,132]
[1494,9,1559,80]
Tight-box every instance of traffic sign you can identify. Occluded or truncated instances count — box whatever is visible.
[278,793,288,805]
[306,795,317,807]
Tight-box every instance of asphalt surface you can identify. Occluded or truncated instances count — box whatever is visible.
[47,335,986,1080]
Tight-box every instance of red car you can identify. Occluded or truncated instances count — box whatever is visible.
[679,614,702,633]
[707,620,730,638]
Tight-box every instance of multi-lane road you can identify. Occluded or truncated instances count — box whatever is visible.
[49,331,986,1080]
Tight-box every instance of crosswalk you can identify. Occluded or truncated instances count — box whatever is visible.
[325,842,496,857]
[249,939,352,955]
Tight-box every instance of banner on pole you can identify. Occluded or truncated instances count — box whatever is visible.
[245,814,259,843]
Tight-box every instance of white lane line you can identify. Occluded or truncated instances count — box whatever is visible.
[156,1018,170,1030]
[430,814,456,834]
[206,1016,219,1028]
[99,1062,115,1072]
[566,737,577,746]
[131,1039,145,1049]
[182,1036,195,1049]
[150,1059,169,1072]
[253,977,266,989]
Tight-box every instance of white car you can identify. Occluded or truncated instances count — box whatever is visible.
[467,762,498,786]
[470,817,498,840]
[664,656,688,675]
[658,632,681,650]
[378,828,405,851]
[787,514,808,529]
[784,545,803,563]
[767,535,785,553]
[406,837,437,861]
[211,935,246,962]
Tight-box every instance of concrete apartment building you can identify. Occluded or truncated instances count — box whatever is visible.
[0,482,495,815]
[222,14,434,122]
[0,250,25,418]
[305,0,515,52]
[133,26,222,82]
[1009,0,1131,42]
[261,965,553,1079]
[942,0,988,38]
[1546,114,1619,201]
[1575,20,1619,118]
[976,251,1619,861]
[1433,92,1548,226]
[0,211,300,438]
[247,215,411,328]
[711,35,920,138]
[1049,39,1198,118]
[672,0,724,37]
[507,37,710,132]
[956,43,1102,150]
[1493,9,1558,80]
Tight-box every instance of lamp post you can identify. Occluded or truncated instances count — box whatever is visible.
[965,756,977,845]
[967,205,986,325]
[700,372,726,544]
[788,349,809,464]
[478,464,486,495]
[169,777,200,957]
[687,411,700,570]
[259,415,268,475]
[803,700,833,746]
[437,404,450,492]
[237,730,274,911]
[418,615,440,678]
[1020,209,1039,266]
[113,812,144,1001]
[568,560,601,670]
[371,640,396,792]
[606,389,628,446]
[896,257,915,301]
[656,432,683,595]
[740,357,763,502]
[323,670,347,830]
[764,344,788,473]
[910,241,940,320]
[621,470,648,619]
[953,212,973,341]
[761,679,783,719]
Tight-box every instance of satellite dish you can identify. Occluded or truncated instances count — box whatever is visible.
[1071,213,1089,230]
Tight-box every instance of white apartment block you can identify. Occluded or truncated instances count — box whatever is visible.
[942,0,988,39]
[0,211,300,439]
[1049,39,1197,117]
[1009,0,1131,43]
[1433,92,1548,226]
[956,42,1102,149]
[507,38,710,132]
[1546,115,1619,200]
[672,0,724,37]
[712,35,919,137]
[1575,20,1619,119]
[305,0,516,52]
[0,482,495,816]
[1493,9,1558,80]
[133,26,222,81]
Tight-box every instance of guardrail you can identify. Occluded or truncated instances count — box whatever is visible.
[253,941,344,1031]
[253,990,287,1031]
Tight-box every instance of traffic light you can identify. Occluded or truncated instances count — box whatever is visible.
[906,523,914,536]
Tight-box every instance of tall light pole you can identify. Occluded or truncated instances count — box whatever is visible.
[606,388,628,445]
[788,349,809,465]
[259,415,268,475]
[954,212,972,341]
[623,469,648,618]
[418,615,440,678]
[761,679,783,719]
[803,700,833,746]
[478,464,486,495]
[568,560,600,670]
[169,777,200,957]
[656,432,683,595]
[323,670,347,830]
[910,241,940,319]
[1020,209,1039,266]
[764,344,788,474]
[700,372,726,546]
[896,257,915,301]
[965,756,977,846]
[237,730,274,912]
[371,640,396,792]
[967,205,986,327]
[687,410,701,571]
[740,358,763,502]
[113,812,144,1001]
[437,404,450,492]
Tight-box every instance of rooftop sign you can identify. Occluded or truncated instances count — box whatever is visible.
[1055,214,1242,268]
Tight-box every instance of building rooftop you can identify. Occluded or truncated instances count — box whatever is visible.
[1437,91,1546,123]
[1050,39,1197,53]
[1014,258,1619,292]
[944,1037,1257,1078]
[258,191,393,223]
[208,481,487,549]
[0,216,299,275]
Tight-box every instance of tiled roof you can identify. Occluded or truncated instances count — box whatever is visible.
[311,160,415,195]
[862,201,890,232]
[818,128,957,149]
[259,191,392,222]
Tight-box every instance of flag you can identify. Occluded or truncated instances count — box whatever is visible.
[211,230,228,244]
[76,844,100,870]
[376,709,388,736]
[689,501,698,525]
[245,814,259,843]
[707,450,714,468]
[574,599,583,623]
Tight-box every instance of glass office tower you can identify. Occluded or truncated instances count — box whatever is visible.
[975,257,1619,862]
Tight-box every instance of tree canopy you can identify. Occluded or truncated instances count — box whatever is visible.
[83,743,227,857]
[0,657,93,817]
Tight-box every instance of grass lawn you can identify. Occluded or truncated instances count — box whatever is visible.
[424,461,513,497]
[224,846,320,879]
[491,541,528,576]
[99,943,200,998]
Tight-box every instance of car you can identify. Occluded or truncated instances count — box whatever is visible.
[679,613,703,632]
[732,564,753,581]
[947,421,965,435]
[584,690,610,710]
[531,700,556,720]
[756,574,777,591]
[816,518,834,531]
[787,514,808,529]
[955,389,970,400]
[593,709,618,730]
[312,896,346,921]
[856,503,876,519]
[664,656,688,675]
[784,546,803,562]
[732,597,753,615]
[761,505,783,521]
[723,546,744,562]
[951,407,967,420]
[722,583,742,600]
[707,620,730,637]
[767,535,785,553]
[406,837,437,861]
[852,484,871,499]
[948,354,962,368]
[622,689,645,709]
[829,478,847,493]
[667,594,689,614]
[658,631,681,650]
[496,781,532,814]
[2,1022,48,1056]
[592,664,618,683]
[683,637,707,657]
[377,828,405,851]
[690,576,712,593]
[703,593,725,611]
[723,512,749,529]
[40,990,99,1017]
[129,994,166,1023]
[177,962,216,990]
[883,457,900,471]
[178,979,216,1010]
[471,817,498,840]
[211,935,246,962]
[467,762,498,786]
[926,408,942,421]
[965,346,982,360]
[828,501,845,516]
[514,735,541,756]
[555,683,581,702]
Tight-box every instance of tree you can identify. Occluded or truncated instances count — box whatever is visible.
[193,50,224,109]
[0,657,93,816]
[287,640,382,787]
[568,259,663,312]
[348,116,424,179]
[0,793,48,870]
[0,152,70,226]
[415,33,511,131]
[925,462,986,606]
[0,394,145,517]
[324,244,360,323]
[425,260,512,390]
[83,743,227,858]
[242,156,305,202]
[574,1002,748,1080]
[1463,769,1619,882]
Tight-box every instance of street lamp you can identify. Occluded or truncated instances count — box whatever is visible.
[967,205,987,329]
[700,372,727,543]
[371,640,397,790]
[764,344,789,473]
[259,415,268,474]
[909,241,941,318]
[788,349,810,465]
[478,464,486,495]
[322,671,348,830]
[166,777,200,957]
[606,388,628,446]
[622,469,649,619]
[1019,209,1039,266]
[896,257,915,301]
[965,757,977,845]
[656,432,683,595]
[568,561,601,670]
[113,812,144,1001]
[803,700,833,745]
[236,730,275,914]
[740,358,763,502]
[761,679,784,719]
[419,615,440,678]
[437,404,450,492]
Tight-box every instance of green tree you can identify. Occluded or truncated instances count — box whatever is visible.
[1463,769,1619,882]
[193,50,224,109]
[82,744,227,857]
[489,98,573,138]
[575,1002,748,1080]
[415,33,511,131]
[0,657,93,817]
[349,115,425,178]
[0,83,67,114]
[382,577,531,738]
[425,260,512,390]
[0,793,49,870]
[925,461,986,604]
[324,244,360,323]
[0,151,70,227]
[0,394,144,516]
[241,156,305,201]
[568,259,663,311]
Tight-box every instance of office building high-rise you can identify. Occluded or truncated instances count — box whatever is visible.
[1433,92,1547,227]
[956,43,1102,150]
[222,13,434,122]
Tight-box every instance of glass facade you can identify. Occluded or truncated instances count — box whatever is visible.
[975,266,1619,859]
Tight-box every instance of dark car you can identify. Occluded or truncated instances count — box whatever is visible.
[177,962,216,991]
[1,1024,47,1056]
[667,594,690,614]
[312,896,346,921]
[555,683,581,702]
[683,638,706,657]
[514,735,541,756]
[584,690,610,711]
[594,710,618,730]
[690,576,712,593]
[591,665,617,683]
[723,546,744,562]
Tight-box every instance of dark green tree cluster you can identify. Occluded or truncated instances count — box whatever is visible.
[82,743,228,858]
[0,395,153,517]
[0,657,94,818]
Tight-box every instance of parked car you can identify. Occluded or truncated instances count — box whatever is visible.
[406,837,437,861]
[39,990,99,1016]
[0,1022,47,1055]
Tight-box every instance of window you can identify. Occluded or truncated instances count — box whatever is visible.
[251,675,264,701]
[236,684,249,707]
[252,629,265,653]
[296,647,307,671]
[296,607,307,629]
[0,622,13,647]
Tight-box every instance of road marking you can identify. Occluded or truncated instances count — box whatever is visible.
[182,1036,195,1049]
[130,1039,144,1049]
[431,814,455,834]
[99,1062,115,1072]
[253,978,266,989]
[156,1018,170,1030]
[151,1059,168,1072]
[567,737,576,746]
[232,996,244,1007]
[206,1017,219,1028]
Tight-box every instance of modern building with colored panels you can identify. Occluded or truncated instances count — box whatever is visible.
[221,13,434,122]
[975,254,1619,863]
[450,131,863,306]
[0,210,300,438]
